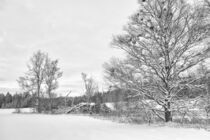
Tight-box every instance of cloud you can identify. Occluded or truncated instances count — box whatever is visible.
[0,0,138,95]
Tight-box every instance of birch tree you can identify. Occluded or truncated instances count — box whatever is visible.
[44,57,62,112]
[104,0,210,122]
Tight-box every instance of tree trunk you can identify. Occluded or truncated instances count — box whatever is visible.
[49,95,53,113]
[36,97,40,113]
[164,102,172,122]
[165,109,172,122]
[88,95,92,114]
[37,84,41,113]
[49,98,52,113]
[48,88,53,113]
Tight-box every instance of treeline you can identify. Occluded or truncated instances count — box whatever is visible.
[0,92,35,108]
[76,89,131,104]
[0,89,129,109]
[1,84,206,110]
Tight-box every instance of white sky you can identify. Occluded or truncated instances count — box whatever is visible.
[0,0,138,96]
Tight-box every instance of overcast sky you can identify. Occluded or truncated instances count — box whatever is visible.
[0,0,138,96]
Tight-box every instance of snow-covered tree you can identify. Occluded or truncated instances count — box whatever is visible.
[104,0,210,122]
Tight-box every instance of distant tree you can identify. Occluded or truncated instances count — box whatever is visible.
[64,91,71,108]
[0,93,5,108]
[82,73,98,101]
[81,73,98,104]
[82,73,98,113]
[104,0,210,122]
[12,93,22,112]
[5,92,12,104]
[18,50,46,113]
[44,56,62,112]
[91,92,103,104]
[12,94,21,108]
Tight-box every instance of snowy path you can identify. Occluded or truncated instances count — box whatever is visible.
[0,110,210,140]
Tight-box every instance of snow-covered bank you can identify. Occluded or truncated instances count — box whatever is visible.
[0,109,210,140]
[0,108,34,114]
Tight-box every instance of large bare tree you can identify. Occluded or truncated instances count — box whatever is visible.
[104,0,210,122]
[18,50,46,113]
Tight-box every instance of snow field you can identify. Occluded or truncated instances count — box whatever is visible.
[0,109,210,140]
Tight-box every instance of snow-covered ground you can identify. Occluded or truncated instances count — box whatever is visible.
[0,108,34,114]
[0,109,210,140]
